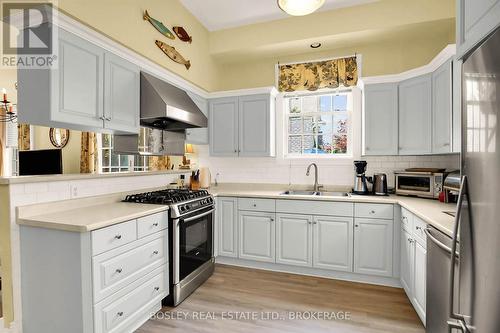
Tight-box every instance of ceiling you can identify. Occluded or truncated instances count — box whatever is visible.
[180,0,378,31]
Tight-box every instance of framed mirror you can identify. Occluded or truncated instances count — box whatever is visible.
[49,128,70,148]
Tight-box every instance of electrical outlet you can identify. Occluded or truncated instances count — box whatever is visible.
[70,185,78,198]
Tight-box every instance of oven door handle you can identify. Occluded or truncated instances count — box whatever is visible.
[182,208,215,223]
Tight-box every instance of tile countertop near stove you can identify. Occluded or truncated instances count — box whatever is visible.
[209,183,458,237]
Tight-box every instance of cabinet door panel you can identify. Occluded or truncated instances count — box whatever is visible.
[276,214,312,267]
[364,83,399,155]
[239,211,275,262]
[354,218,393,277]
[104,52,140,133]
[398,75,432,155]
[313,216,353,272]
[54,29,104,127]
[413,241,427,323]
[218,198,238,257]
[432,59,452,153]
[209,97,239,156]
[239,94,271,156]
[400,228,414,296]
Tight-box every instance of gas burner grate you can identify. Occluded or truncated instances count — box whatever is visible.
[124,189,210,204]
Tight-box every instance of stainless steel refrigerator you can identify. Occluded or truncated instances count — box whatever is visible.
[449,25,500,332]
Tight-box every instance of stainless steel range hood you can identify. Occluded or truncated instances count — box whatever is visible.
[140,72,207,130]
[114,127,186,156]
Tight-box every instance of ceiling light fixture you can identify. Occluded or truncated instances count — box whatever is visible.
[278,0,326,16]
[310,42,322,49]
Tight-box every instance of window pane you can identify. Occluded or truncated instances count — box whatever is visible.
[120,155,129,168]
[303,116,314,134]
[102,134,112,148]
[111,167,119,173]
[332,134,348,153]
[315,115,332,134]
[317,135,333,154]
[333,95,348,111]
[288,117,302,134]
[319,95,332,112]
[111,153,119,167]
[334,114,348,134]
[303,135,315,153]
[302,96,318,113]
[289,98,301,113]
[288,135,302,153]
[102,149,111,167]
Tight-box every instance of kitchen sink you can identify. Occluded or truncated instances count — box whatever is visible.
[280,190,350,197]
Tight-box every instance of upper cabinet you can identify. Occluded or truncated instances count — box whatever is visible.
[398,74,432,155]
[209,93,276,157]
[18,29,140,134]
[432,60,453,154]
[457,0,500,59]
[363,83,399,155]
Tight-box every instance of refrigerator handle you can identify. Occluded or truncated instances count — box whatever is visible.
[448,175,470,332]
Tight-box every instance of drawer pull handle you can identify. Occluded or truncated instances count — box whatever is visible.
[117,311,124,317]
[114,234,122,240]
[152,250,159,255]
[153,222,159,227]
[253,204,257,207]
[415,226,421,230]
[270,218,274,222]
[370,210,375,214]
[116,268,123,273]
[154,286,160,291]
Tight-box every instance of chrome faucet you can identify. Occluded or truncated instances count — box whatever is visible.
[306,163,321,192]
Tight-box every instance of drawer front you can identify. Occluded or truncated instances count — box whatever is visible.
[93,232,168,302]
[355,203,394,219]
[413,216,427,246]
[238,198,275,212]
[137,211,168,238]
[97,270,166,333]
[92,220,137,255]
[276,199,353,217]
[401,207,414,232]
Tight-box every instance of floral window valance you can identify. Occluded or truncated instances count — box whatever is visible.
[278,56,358,92]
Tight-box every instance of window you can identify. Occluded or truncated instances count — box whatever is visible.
[285,91,352,156]
[98,134,149,173]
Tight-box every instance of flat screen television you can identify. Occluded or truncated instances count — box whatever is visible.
[19,149,63,176]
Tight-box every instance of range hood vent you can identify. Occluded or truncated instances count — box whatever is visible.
[140,72,207,130]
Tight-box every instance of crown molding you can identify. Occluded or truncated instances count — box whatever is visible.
[359,44,456,86]
[208,86,278,98]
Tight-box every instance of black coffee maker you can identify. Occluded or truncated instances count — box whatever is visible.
[353,161,371,195]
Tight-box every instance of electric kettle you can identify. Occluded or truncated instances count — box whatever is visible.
[372,173,388,196]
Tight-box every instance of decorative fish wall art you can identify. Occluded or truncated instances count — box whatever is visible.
[143,10,175,39]
[173,26,192,43]
[155,40,191,70]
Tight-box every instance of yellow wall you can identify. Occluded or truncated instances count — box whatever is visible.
[32,127,82,174]
[0,185,13,326]
[58,0,220,92]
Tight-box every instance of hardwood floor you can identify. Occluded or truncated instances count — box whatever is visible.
[137,264,424,333]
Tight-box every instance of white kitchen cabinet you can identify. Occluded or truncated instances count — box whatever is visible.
[363,83,399,155]
[209,94,275,157]
[238,211,275,262]
[432,59,453,154]
[209,97,239,156]
[400,228,414,296]
[218,197,238,258]
[457,0,500,59]
[313,215,353,272]
[452,58,462,153]
[18,28,140,134]
[186,92,209,144]
[398,74,432,155]
[104,52,140,133]
[353,218,393,277]
[413,241,427,322]
[276,213,312,267]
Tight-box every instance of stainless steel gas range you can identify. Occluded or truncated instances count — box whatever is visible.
[124,189,215,306]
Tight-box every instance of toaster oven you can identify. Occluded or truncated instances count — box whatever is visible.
[394,171,447,199]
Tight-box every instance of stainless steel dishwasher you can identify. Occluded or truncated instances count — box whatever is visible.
[425,226,459,333]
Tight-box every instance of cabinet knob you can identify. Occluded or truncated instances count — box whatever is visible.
[153,222,159,227]
[105,117,111,121]
[117,311,124,317]
[234,149,237,153]
[114,234,122,240]
[152,250,159,255]
[355,224,359,227]
[443,143,450,147]
[99,116,105,120]
[253,204,257,207]
[415,226,421,230]
[370,210,376,214]
[154,287,160,291]
[270,218,274,222]
[116,268,123,273]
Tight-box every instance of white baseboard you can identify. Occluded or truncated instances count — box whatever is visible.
[215,256,402,288]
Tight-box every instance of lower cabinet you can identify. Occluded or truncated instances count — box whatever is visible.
[313,215,353,272]
[400,228,414,295]
[353,218,394,277]
[238,210,275,262]
[276,214,312,267]
[413,241,427,320]
[218,197,238,258]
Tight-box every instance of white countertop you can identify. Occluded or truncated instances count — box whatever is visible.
[210,184,457,236]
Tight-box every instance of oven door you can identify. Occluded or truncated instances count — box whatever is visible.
[175,207,214,283]
[395,173,434,197]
